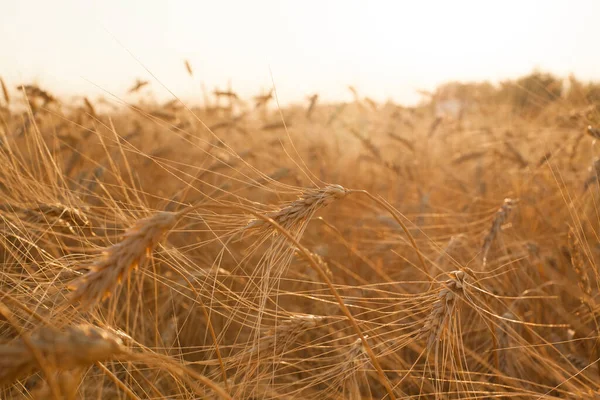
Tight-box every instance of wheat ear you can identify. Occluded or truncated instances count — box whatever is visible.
[254,314,324,354]
[482,198,517,266]
[31,371,82,400]
[434,234,466,272]
[69,211,177,309]
[245,184,348,231]
[419,270,466,350]
[0,324,125,387]
[322,336,370,400]
[496,311,518,377]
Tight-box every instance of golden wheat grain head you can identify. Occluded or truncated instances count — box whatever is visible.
[0,324,124,387]
[246,184,348,231]
[68,211,178,309]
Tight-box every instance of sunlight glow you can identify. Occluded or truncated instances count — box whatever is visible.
[1,0,597,104]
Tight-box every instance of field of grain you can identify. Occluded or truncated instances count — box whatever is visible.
[0,71,599,399]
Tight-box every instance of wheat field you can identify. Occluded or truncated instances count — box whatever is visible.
[0,71,599,399]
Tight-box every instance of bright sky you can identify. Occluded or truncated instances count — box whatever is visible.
[1,0,598,105]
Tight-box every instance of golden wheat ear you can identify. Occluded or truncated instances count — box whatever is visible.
[30,370,82,400]
[0,324,125,387]
[68,211,178,309]
[245,184,349,231]
[482,198,517,266]
[419,270,466,350]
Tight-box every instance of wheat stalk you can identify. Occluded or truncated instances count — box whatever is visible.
[496,311,517,377]
[0,77,9,105]
[387,132,415,152]
[323,336,371,400]
[340,336,370,382]
[306,94,318,119]
[427,116,443,138]
[184,60,193,77]
[451,150,486,165]
[504,141,529,168]
[482,198,517,266]
[568,227,591,300]
[82,97,96,118]
[254,89,273,109]
[347,126,405,176]
[231,315,324,397]
[234,315,324,370]
[566,226,600,380]
[583,157,600,192]
[294,247,333,279]
[128,79,149,93]
[24,203,91,234]
[68,211,177,309]
[18,84,56,105]
[254,314,324,355]
[587,125,600,139]
[419,270,466,350]
[434,234,466,272]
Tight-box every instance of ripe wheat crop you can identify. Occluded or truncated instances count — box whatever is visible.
[0,70,599,399]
